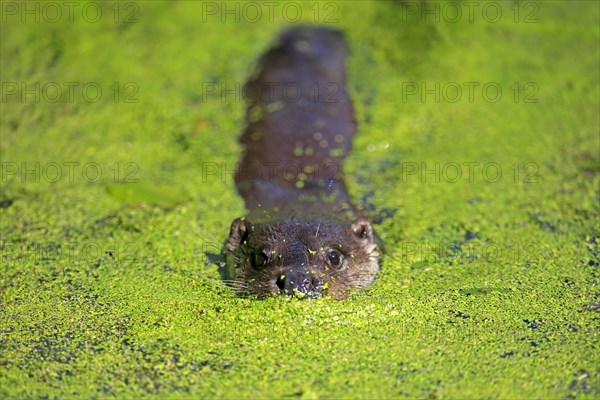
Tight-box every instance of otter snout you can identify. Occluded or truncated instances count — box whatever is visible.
[276,270,324,299]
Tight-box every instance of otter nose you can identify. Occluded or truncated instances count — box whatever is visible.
[276,270,323,299]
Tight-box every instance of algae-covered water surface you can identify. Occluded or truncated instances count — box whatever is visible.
[1,1,598,398]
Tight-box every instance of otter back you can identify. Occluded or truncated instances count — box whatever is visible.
[236,26,357,221]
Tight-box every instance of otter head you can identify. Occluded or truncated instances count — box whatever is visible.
[223,218,379,299]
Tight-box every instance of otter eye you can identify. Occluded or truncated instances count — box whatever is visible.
[253,251,269,270]
[327,250,342,268]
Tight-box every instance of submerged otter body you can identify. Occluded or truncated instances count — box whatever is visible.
[224,26,380,299]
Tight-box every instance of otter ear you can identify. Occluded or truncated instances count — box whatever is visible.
[350,218,374,243]
[226,218,251,251]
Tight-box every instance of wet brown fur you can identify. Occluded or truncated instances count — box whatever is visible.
[224,26,380,299]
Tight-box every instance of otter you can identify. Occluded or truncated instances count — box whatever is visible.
[223,26,380,299]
